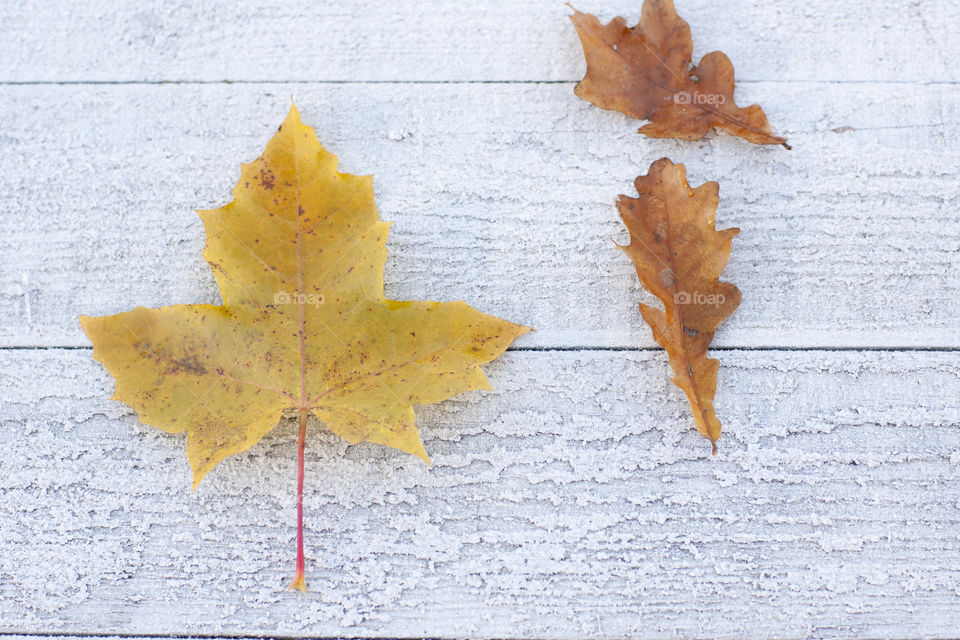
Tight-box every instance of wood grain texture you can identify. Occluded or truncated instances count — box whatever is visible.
[2,348,960,638]
[3,635,289,640]
[1,0,958,83]
[3,0,960,636]
[1,83,958,349]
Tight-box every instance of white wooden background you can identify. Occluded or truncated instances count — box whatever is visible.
[2,0,959,638]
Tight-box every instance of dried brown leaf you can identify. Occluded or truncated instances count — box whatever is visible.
[570,0,789,148]
[618,158,741,450]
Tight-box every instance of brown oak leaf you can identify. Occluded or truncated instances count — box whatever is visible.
[618,158,741,451]
[570,0,789,148]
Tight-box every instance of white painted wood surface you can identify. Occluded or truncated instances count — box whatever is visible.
[2,0,958,82]
[4,349,960,638]
[2,0,959,637]
[2,84,958,349]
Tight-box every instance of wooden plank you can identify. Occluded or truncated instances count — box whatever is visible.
[0,633,223,640]
[1,0,958,83]
[2,348,960,637]
[0,638,219,640]
[1,83,958,349]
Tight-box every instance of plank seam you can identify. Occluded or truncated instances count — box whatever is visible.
[0,634,450,640]
[2,79,960,86]
[2,345,960,353]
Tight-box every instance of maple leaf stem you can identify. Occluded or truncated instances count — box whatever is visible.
[288,407,308,592]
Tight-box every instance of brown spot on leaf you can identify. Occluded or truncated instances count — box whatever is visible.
[259,168,276,190]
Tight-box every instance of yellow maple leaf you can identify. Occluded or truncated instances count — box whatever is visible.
[79,104,530,591]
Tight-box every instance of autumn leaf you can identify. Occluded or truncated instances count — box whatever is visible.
[79,104,530,591]
[618,158,740,451]
[569,0,788,148]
